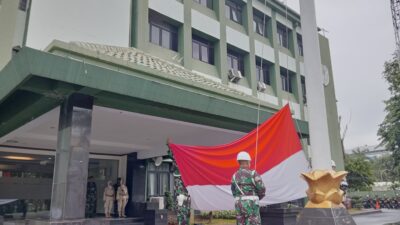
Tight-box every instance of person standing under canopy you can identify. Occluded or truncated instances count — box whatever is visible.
[231,151,266,225]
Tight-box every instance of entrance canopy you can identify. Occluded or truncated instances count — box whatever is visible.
[0,41,309,157]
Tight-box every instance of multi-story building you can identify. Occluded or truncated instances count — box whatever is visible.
[0,0,343,222]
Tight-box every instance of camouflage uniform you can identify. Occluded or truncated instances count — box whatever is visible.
[173,161,191,225]
[231,168,266,225]
[85,180,97,218]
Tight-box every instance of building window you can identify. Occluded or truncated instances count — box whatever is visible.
[277,23,289,48]
[253,10,268,37]
[225,0,242,24]
[19,0,27,11]
[149,12,178,51]
[147,162,171,197]
[193,0,213,9]
[227,50,244,75]
[192,35,214,64]
[280,68,293,93]
[256,59,270,85]
[297,34,304,56]
[301,75,307,104]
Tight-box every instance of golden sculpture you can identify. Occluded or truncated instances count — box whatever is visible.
[301,170,348,208]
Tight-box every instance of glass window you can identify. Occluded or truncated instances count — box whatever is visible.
[147,162,172,197]
[297,34,304,56]
[253,11,268,37]
[192,35,214,64]
[225,0,242,24]
[280,68,293,93]
[277,23,289,48]
[227,50,244,75]
[301,75,307,104]
[149,12,178,51]
[256,60,270,85]
[193,0,213,9]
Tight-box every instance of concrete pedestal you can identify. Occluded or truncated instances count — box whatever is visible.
[296,208,356,225]
[260,207,302,225]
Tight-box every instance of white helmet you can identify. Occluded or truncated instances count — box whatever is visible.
[331,160,336,168]
[237,151,251,161]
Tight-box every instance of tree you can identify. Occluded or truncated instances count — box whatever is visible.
[378,57,400,166]
[345,152,375,191]
[371,155,400,189]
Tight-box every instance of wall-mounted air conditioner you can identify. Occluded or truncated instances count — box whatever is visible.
[257,81,267,92]
[228,69,243,83]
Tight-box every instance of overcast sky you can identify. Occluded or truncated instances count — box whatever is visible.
[27,0,394,150]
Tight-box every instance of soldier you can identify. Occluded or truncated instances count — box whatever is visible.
[103,180,115,218]
[116,179,129,218]
[170,155,191,225]
[85,176,97,218]
[231,151,266,225]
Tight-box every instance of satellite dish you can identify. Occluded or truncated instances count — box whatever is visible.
[154,156,163,166]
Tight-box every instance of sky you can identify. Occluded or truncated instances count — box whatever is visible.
[26,0,394,151]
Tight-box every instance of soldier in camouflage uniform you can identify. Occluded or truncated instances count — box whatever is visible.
[85,176,97,218]
[167,144,191,225]
[231,152,266,225]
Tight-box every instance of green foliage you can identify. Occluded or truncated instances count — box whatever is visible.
[164,191,174,210]
[371,155,400,188]
[345,153,375,191]
[351,196,363,209]
[201,211,236,219]
[378,57,400,166]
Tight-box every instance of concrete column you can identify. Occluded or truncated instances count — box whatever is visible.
[244,0,258,96]
[216,0,228,84]
[50,93,94,220]
[270,11,283,106]
[182,0,193,69]
[130,0,149,50]
[299,0,331,170]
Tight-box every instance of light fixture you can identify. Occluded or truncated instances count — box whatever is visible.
[3,156,34,161]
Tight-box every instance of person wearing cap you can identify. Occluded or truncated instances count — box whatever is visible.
[103,180,115,218]
[172,156,191,225]
[231,151,266,225]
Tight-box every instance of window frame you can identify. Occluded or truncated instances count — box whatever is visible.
[225,0,243,24]
[256,61,271,85]
[149,13,179,52]
[297,34,304,57]
[277,23,289,48]
[280,68,293,93]
[192,35,214,65]
[227,50,244,76]
[147,162,171,197]
[193,0,213,9]
[301,75,307,104]
[253,10,268,37]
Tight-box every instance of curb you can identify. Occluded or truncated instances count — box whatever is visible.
[350,209,382,217]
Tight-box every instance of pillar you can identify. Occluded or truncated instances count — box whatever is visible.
[299,0,331,170]
[50,93,94,220]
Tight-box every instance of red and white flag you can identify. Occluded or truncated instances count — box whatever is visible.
[169,105,310,210]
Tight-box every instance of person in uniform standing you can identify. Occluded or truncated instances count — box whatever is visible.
[103,180,115,218]
[231,151,266,225]
[116,179,129,218]
[173,160,191,225]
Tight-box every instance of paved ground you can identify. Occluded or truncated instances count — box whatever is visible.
[353,209,400,225]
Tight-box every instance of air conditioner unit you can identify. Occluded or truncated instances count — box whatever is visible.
[228,69,243,83]
[149,197,165,210]
[257,81,267,92]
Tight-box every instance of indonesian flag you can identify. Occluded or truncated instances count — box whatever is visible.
[168,105,310,210]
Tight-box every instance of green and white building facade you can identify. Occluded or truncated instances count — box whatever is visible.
[0,0,344,221]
